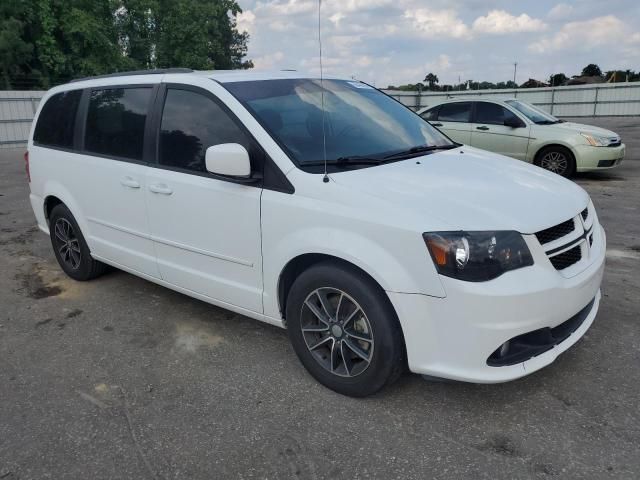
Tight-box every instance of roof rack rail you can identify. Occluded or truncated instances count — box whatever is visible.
[70,68,193,83]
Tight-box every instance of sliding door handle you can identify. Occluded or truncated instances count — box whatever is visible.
[476,126,490,131]
[149,183,173,195]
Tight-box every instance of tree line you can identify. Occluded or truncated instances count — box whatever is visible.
[0,0,252,90]
[389,64,640,92]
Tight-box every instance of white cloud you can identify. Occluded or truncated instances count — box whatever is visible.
[547,3,574,20]
[238,0,640,87]
[428,54,451,72]
[529,15,637,53]
[404,8,547,39]
[404,8,471,39]
[253,51,285,69]
[236,10,255,34]
[472,10,547,34]
[329,12,345,26]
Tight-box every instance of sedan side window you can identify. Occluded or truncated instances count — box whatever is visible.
[420,106,440,121]
[437,102,472,123]
[159,88,251,172]
[475,102,520,125]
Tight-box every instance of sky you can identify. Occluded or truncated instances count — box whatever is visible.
[235,0,640,87]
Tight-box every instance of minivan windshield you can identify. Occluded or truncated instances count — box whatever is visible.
[505,100,561,125]
[223,79,454,171]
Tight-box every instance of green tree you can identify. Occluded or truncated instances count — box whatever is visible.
[423,72,439,90]
[581,64,602,77]
[154,0,252,70]
[549,73,568,86]
[0,0,252,89]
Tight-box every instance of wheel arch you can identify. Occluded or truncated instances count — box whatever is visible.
[40,182,90,239]
[44,195,64,225]
[278,253,390,322]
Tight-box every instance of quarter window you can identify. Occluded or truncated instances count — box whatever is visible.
[158,88,250,172]
[420,107,439,121]
[437,102,472,122]
[85,87,152,160]
[33,90,82,148]
[474,102,519,125]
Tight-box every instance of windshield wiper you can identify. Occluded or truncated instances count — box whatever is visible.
[383,143,458,160]
[302,156,386,167]
[535,120,562,125]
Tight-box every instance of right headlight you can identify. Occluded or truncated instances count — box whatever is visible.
[580,132,609,147]
[423,231,533,282]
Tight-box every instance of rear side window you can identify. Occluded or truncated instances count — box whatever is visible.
[438,102,472,122]
[474,102,519,125]
[85,87,152,160]
[33,90,82,148]
[420,107,440,121]
[159,88,250,172]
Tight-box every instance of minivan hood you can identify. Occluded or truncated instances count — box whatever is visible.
[548,121,618,138]
[331,147,589,233]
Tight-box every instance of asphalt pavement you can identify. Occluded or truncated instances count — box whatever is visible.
[1,117,639,479]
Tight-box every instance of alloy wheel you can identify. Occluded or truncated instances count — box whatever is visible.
[541,151,568,175]
[53,218,82,270]
[300,287,374,377]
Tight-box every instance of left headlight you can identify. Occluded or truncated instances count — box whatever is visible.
[423,231,533,282]
[580,132,609,147]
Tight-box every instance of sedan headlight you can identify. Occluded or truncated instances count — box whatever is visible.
[423,231,533,282]
[580,132,609,147]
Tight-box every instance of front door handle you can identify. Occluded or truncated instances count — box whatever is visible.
[149,183,173,195]
[120,176,140,189]
[476,126,490,131]
[431,122,443,127]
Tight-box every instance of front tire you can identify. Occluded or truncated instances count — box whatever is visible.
[49,204,107,281]
[285,261,405,397]
[535,145,576,178]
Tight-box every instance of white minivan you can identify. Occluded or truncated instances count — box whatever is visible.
[27,69,605,396]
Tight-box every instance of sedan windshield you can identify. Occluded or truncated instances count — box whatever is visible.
[223,79,454,170]
[505,100,561,125]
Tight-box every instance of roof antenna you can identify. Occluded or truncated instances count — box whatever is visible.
[318,0,329,183]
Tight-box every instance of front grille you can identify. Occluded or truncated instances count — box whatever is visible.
[581,207,588,221]
[535,219,575,245]
[549,245,582,270]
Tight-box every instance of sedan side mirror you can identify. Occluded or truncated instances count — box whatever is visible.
[205,143,251,178]
[504,117,525,128]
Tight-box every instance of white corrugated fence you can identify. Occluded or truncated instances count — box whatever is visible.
[0,91,44,149]
[383,82,640,116]
[1,83,639,147]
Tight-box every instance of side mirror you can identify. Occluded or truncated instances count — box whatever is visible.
[504,117,524,128]
[205,143,251,178]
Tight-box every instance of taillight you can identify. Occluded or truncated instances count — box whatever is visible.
[24,150,30,182]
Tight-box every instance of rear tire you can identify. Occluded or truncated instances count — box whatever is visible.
[49,204,107,281]
[535,145,576,178]
[285,261,406,397]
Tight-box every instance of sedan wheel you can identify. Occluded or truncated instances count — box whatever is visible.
[541,151,568,175]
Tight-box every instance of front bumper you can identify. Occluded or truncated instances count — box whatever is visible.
[388,226,606,383]
[575,143,625,171]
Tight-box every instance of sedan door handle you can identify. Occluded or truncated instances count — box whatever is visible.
[476,126,490,131]
[120,176,140,189]
[431,122,443,127]
[149,183,173,195]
